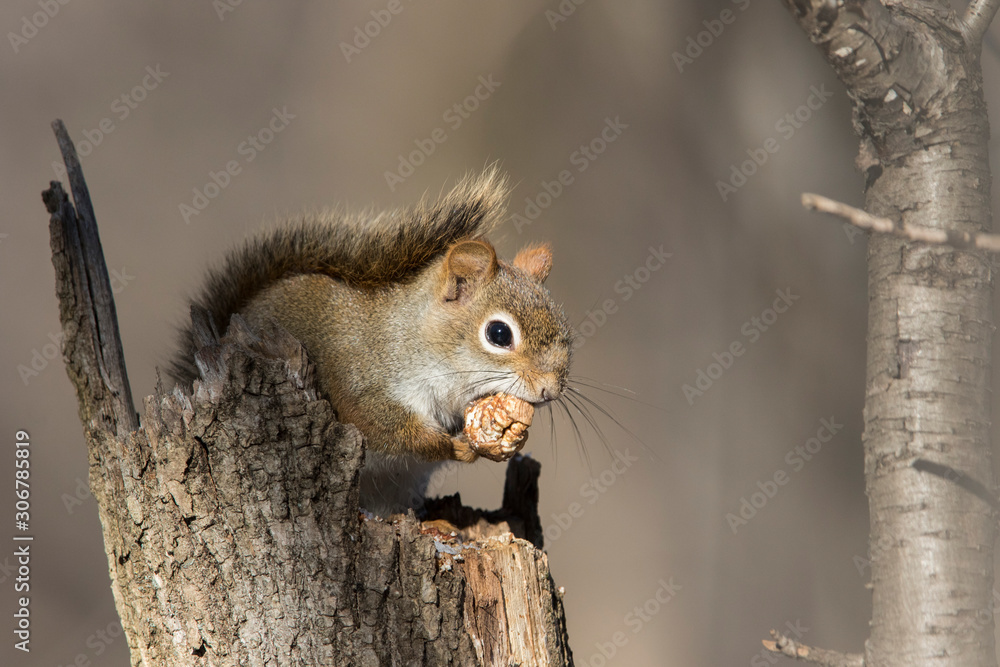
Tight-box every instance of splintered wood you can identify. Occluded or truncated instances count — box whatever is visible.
[464,394,534,462]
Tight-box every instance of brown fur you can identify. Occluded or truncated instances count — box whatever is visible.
[169,168,509,386]
[167,168,572,505]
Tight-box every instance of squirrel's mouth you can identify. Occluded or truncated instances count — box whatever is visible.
[468,388,551,410]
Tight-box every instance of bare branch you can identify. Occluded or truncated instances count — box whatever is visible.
[963,0,1000,46]
[762,630,864,667]
[801,193,1000,252]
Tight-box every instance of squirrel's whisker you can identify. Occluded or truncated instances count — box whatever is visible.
[562,391,616,463]
[567,376,668,415]
[552,394,592,472]
[566,386,661,463]
[568,374,636,395]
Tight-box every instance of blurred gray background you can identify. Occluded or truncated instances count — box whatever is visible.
[2,1,1000,665]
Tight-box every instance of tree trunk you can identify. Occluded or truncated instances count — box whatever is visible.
[779,2,998,666]
[43,120,574,667]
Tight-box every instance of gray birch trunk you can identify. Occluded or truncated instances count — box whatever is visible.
[781,2,998,666]
[42,121,574,667]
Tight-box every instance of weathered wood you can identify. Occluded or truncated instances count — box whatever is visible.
[47,119,138,434]
[43,122,574,666]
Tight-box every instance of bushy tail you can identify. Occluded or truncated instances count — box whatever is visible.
[168,169,509,386]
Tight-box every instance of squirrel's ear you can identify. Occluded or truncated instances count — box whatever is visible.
[513,243,553,283]
[442,240,498,302]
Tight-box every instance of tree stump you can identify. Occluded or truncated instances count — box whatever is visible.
[43,120,574,667]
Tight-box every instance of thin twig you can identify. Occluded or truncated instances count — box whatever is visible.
[963,0,1000,46]
[802,193,1000,252]
[763,630,864,667]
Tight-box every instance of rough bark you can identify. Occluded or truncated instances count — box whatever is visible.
[779,2,998,666]
[43,120,573,667]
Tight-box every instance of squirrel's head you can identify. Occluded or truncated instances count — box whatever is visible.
[427,239,572,410]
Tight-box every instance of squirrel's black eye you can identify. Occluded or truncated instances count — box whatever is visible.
[486,320,513,348]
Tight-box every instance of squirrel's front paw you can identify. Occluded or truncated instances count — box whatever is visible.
[463,394,534,462]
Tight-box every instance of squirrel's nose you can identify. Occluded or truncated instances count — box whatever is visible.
[534,373,562,403]
[540,383,561,402]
